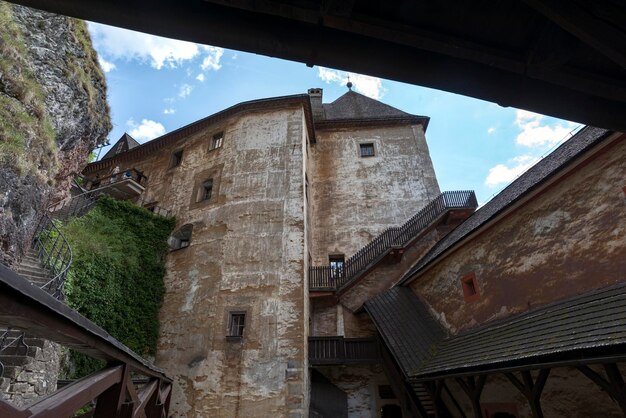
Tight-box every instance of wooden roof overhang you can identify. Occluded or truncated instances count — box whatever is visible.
[84,94,316,173]
[8,0,626,131]
[314,115,430,131]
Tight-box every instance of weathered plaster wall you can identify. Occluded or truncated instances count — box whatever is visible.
[411,137,626,333]
[308,124,440,265]
[442,365,624,418]
[317,365,399,418]
[94,106,309,417]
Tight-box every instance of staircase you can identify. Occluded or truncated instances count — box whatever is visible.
[309,190,478,291]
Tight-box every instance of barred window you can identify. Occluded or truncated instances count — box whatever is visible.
[228,312,246,337]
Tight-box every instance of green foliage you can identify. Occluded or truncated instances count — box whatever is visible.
[59,196,175,378]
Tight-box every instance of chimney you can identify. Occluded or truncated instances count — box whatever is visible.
[307,88,325,121]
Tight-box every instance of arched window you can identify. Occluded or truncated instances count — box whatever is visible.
[169,224,193,250]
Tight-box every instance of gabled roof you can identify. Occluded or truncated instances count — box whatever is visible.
[399,126,615,285]
[101,133,140,160]
[365,283,626,381]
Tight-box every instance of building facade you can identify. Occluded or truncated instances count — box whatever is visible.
[83,88,441,417]
[83,90,626,418]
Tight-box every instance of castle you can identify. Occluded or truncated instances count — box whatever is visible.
[81,88,626,418]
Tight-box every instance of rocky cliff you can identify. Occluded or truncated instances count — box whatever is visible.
[0,1,111,267]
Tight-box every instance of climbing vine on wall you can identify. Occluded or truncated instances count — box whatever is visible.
[58,196,175,377]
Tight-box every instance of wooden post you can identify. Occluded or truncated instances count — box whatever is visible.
[94,363,133,418]
[504,369,550,418]
[577,363,626,414]
[455,375,486,418]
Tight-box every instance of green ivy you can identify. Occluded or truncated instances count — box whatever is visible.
[58,196,175,378]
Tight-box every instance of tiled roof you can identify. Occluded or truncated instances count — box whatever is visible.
[364,287,445,378]
[365,284,626,380]
[419,283,626,378]
[324,90,412,120]
[399,126,614,285]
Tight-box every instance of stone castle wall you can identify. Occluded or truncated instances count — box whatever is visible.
[308,124,440,265]
[88,106,310,417]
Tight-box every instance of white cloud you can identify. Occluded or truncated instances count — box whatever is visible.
[200,46,224,71]
[89,23,200,69]
[514,110,577,147]
[485,155,539,188]
[127,118,166,141]
[88,23,225,73]
[97,55,116,73]
[231,53,238,60]
[196,73,205,82]
[317,67,385,100]
[487,127,496,135]
[178,84,193,99]
[163,108,176,115]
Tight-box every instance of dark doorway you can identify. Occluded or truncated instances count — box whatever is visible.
[381,404,402,418]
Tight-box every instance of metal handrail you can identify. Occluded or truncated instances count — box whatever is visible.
[309,191,478,291]
[32,214,72,300]
[85,167,147,190]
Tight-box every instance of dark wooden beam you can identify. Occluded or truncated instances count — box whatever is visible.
[5,0,626,131]
[0,400,29,418]
[455,375,486,418]
[523,0,626,68]
[134,379,158,418]
[577,364,626,414]
[442,381,467,418]
[504,369,550,418]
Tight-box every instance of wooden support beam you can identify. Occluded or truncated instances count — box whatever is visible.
[455,375,486,418]
[442,381,467,418]
[26,365,123,418]
[504,369,550,418]
[577,363,626,414]
[0,400,29,418]
[522,0,626,69]
[134,379,158,418]
[93,364,132,418]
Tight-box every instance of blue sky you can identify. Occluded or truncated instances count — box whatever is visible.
[88,23,581,204]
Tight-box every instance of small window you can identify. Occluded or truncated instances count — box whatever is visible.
[461,272,480,302]
[170,150,183,168]
[329,255,345,279]
[210,132,223,151]
[198,179,213,202]
[228,312,246,338]
[169,224,193,251]
[359,143,375,157]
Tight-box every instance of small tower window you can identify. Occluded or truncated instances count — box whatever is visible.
[210,132,224,150]
[360,143,375,157]
[461,272,480,302]
[170,149,183,168]
[329,254,345,279]
[228,312,246,338]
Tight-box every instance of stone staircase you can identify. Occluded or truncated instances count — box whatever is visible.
[0,250,58,406]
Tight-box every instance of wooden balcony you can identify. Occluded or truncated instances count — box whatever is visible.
[309,190,478,292]
[309,336,380,366]
[85,168,147,199]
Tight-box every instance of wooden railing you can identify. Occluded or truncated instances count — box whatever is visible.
[86,168,147,190]
[0,264,172,417]
[309,336,380,365]
[309,191,478,291]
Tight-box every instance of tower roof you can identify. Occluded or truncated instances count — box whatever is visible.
[101,133,141,160]
[323,90,412,120]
